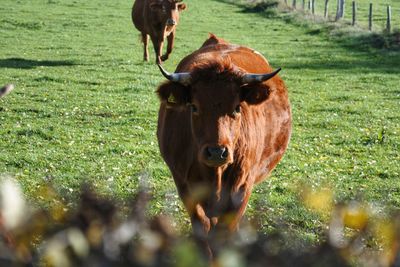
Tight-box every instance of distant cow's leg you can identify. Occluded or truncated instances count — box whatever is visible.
[161,32,174,62]
[152,37,164,64]
[142,33,149,62]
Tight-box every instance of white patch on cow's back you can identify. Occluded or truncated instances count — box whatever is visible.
[252,49,269,65]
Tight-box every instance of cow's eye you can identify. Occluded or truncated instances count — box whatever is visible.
[233,105,241,116]
[189,104,198,114]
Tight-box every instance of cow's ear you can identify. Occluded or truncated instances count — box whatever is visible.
[177,3,186,11]
[157,82,189,107]
[240,83,270,105]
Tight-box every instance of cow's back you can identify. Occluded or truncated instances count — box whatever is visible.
[175,37,271,74]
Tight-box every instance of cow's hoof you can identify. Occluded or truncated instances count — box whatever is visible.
[161,55,169,61]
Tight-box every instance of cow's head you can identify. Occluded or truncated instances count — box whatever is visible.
[157,59,280,168]
[149,0,186,31]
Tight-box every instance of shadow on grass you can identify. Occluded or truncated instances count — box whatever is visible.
[337,31,400,51]
[239,0,278,16]
[283,58,400,73]
[0,57,76,69]
[211,0,279,17]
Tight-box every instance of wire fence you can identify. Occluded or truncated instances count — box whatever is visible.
[281,0,400,32]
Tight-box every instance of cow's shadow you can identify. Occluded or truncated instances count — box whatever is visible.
[0,57,76,69]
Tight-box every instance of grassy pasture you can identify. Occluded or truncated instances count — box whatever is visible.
[0,0,399,244]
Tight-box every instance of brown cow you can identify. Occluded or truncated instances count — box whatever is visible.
[156,34,292,256]
[131,0,186,64]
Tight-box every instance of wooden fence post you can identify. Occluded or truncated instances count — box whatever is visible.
[336,0,341,20]
[352,1,356,26]
[341,0,345,18]
[387,6,391,33]
[324,0,329,19]
[312,0,315,14]
[368,3,372,31]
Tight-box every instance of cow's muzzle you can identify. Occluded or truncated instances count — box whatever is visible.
[166,19,177,26]
[202,146,230,167]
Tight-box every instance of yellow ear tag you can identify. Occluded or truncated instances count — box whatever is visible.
[167,93,177,104]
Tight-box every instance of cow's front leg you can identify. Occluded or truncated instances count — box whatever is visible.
[177,179,215,258]
[161,31,174,62]
[191,203,211,237]
[152,37,164,64]
[190,203,213,260]
[141,33,149,62]
[227,182,253,232]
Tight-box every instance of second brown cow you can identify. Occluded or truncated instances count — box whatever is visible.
[131,0,186,64]
[156,34,292,257]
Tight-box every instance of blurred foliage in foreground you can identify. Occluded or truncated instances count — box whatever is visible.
[1,178,400,267]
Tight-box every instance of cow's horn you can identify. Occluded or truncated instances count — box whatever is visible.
[242,68,281,84]
[158,64,191,86]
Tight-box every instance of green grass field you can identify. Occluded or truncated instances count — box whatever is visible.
[1,0,399,244]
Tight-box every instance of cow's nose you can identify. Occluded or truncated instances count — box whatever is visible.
[206,146,229,160]
[166,19,176,26]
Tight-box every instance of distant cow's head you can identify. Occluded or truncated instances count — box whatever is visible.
[157,58,280,168]
[149,0,186,32]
